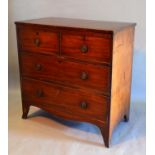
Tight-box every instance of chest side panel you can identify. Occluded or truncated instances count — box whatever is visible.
[110,27,135,139]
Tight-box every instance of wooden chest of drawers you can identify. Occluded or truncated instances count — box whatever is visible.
[15,17,136,147]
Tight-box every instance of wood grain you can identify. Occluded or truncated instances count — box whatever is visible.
[20,52,111,95]
[15,17,136,33]
[109,27,135,140]
[61,32,112,64]
[22,78,109,121]
[18,25,59,54]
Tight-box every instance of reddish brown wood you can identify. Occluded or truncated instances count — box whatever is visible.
[20,52,111,95]
[18,25,59,54]
[15,17,136,33]
[22,78,109,121]
[15,17,136,147]
[61,32,112,64]
[109,27,135,140]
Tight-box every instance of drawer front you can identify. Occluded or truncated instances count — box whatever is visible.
[18,26,59,54]
[20,53,111,94]
[22,78,109,121]
[61,33,112,64]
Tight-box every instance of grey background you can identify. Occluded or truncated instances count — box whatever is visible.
[9,1,146,154]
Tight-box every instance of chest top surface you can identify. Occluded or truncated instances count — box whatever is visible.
[15,17,136,33]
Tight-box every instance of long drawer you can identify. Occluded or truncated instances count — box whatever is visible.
[22,78,109,121]
[20,52,111,95]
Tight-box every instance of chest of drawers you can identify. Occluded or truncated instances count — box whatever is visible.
[15,17,136,147]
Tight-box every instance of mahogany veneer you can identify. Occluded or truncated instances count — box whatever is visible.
[15,17,136,147]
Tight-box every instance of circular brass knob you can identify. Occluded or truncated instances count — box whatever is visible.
[80,101,87,109]
[36,89,43,97]
[80,72,88,80]
[80,45,88,53]
[34,38,40,47]
[35,64,42,71]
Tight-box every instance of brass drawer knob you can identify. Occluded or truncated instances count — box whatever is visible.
[34,38,40,47]
[80,101,87,109]
[36,89,44,97]
[35,64,42,71]
[80,44,88,53]
[80,72,88,80]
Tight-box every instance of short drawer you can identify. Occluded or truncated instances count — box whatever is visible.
[20,53,111,95]
[18,26,59,54]
[61,33,112,64]
[22,78,109,121]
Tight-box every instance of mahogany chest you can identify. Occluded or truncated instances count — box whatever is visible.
[15,17,136,147]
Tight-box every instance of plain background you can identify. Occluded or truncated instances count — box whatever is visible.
[8,0,146,155]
